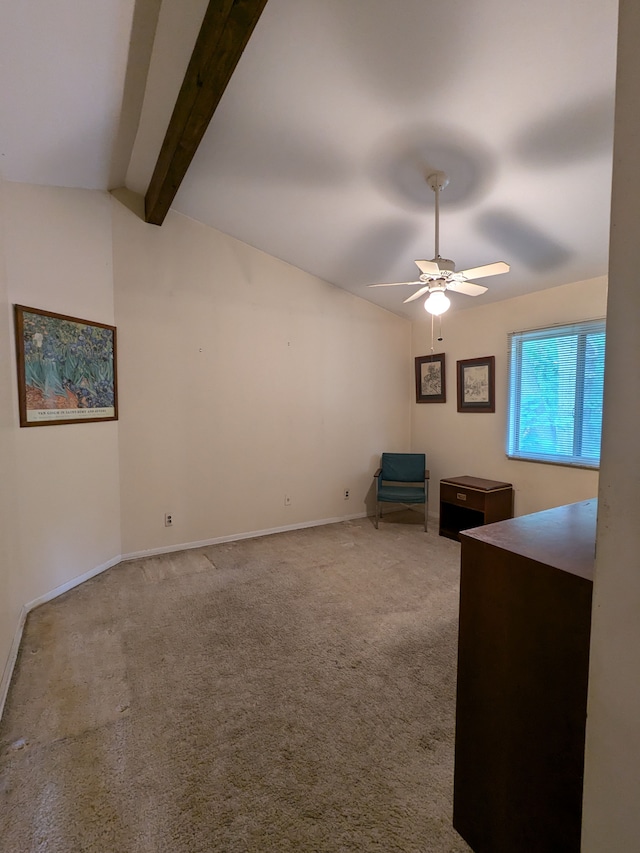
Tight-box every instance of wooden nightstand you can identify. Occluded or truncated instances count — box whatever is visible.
[439,475,513,541]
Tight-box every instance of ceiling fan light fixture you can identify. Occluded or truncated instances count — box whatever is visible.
[424,290,450,315]
[366,170,508,306]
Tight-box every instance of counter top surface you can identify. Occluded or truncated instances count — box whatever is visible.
[459,499,597,581]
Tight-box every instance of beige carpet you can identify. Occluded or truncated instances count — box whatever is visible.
[0,515,472,852]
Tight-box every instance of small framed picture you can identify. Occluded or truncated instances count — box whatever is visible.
[457,355,495,413]
[415,353,446,403]
[14,305,118,427]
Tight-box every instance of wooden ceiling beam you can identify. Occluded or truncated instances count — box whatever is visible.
[144,0,269,225]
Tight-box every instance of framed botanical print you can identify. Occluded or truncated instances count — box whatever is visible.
[457,355,495,413]
[415,353,446,403]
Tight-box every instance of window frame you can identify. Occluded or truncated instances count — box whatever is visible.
[506,319,606,469]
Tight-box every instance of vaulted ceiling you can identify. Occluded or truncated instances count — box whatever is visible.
[0,0,619,318]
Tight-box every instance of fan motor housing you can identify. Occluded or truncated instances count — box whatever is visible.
[434,257,455,272]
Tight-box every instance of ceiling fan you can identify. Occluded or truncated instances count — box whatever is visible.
[368,171,510,314]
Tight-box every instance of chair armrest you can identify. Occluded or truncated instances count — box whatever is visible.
[425,469,430,480]
[374,468,382,477]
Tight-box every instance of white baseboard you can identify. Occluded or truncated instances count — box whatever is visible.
[1,513,374,720]
[1,507,446,721]
[122,512,369,561]
[0,554,121,722]
[23,555,122,613]
[0,605,28,723]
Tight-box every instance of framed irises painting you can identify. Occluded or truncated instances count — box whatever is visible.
[14,305,118,427]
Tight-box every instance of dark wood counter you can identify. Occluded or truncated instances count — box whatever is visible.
[453,499,597,853]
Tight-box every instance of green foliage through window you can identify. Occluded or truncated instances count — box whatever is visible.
[507,320,605,468]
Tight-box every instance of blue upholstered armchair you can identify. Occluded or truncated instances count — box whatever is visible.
[374,453,430,531]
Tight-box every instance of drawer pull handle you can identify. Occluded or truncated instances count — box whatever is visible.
[457,493,467,501]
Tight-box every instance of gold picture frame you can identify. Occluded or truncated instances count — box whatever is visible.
[14,305,118,427]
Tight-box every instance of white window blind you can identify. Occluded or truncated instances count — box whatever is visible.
[507,319,606,468]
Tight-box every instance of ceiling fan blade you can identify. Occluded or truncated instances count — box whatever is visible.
[367,280,422,288]
[403,286,431,304]
[457,261,510,280]
[415,259,440,275]
[447,280,488,296]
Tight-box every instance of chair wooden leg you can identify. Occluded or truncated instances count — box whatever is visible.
[375,501,379,528]
[424,500,428,532]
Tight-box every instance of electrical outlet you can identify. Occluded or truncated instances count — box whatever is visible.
[284,495,291,506]
[344,489,350,500]
[164,513,173,527]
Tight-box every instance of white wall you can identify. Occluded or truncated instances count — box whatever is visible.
[0,181,410,704]
[411,276,606,518]
[2,182,121,608]
[582,0,640,847]
[0,146,636,848]
[0,177,23,702]
[112,193,411,555]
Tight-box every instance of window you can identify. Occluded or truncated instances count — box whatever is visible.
[507,319,606,468]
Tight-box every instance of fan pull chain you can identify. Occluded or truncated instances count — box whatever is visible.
[430,313,444,349]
